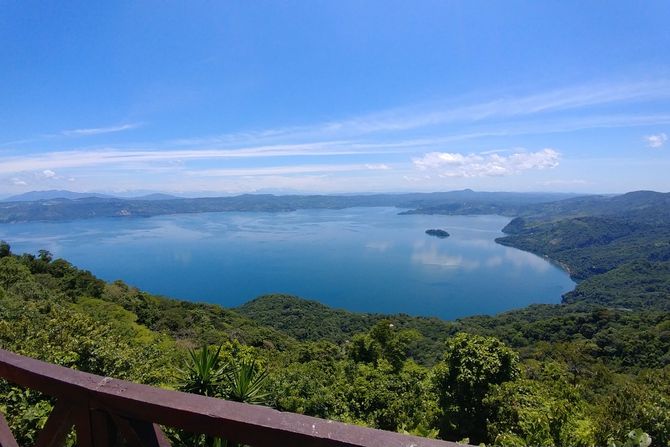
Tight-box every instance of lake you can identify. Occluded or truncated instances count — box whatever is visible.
[0,208,575,319]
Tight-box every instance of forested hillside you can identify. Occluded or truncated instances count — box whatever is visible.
[496,191,670,280]
[1,233,669,446]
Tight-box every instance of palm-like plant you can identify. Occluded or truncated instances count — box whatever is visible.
[225,359,271,405]
[178,345,226,397]
[173,347,270,447]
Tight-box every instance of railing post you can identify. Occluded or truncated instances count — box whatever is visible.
[73,405,94,447]
[0,411,19,447]
[90,410,117,447]
[34,401,74,447]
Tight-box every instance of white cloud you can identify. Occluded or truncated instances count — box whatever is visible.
[292,80,670,137]
[11,178,27,186]
[161,80,670,149]
[0,143,371,175]
[539,179,589,186]
[413,148,559,177]
[61,123,141,137]
[187,163,391,177]
[365,163,391,170]
[298,81,660,138]
[1,79,667,194]
[644,133,667,148]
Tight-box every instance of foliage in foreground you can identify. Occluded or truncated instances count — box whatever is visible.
[0,243,669,446]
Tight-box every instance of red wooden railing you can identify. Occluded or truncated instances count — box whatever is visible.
[0,348,462,447]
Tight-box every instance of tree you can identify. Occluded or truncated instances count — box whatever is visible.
[348,320,419,371]
[0,240,10,258]
[433,332,519,443]
[37,249,52,263]
[0,256,32,290]
[484,379,596,447]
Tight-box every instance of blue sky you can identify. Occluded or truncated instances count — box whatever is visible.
[1,1,669,196]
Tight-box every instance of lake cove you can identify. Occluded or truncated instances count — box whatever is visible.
[0,207,575,319]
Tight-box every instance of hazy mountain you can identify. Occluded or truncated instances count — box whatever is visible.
[3,190,114,202]
[2,190,186,202]
[129,193,181,201]
[0,190,583,223]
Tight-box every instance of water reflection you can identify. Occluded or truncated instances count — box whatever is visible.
[365,241,392,252]
[0,208,575,319]
[502,247,551,272]
[410,239,553,274]
[411,241,481,270]
[173,250,193,266]
[485,256,503,267]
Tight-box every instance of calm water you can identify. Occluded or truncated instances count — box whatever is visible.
[0,208,574,319]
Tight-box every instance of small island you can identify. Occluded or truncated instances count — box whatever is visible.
[425,228,450,238]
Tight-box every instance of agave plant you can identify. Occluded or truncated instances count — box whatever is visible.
[224,359,271,405]
[174,347,269,447]
[177,345,226,397]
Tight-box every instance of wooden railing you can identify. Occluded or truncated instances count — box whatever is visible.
[0,348,462,447]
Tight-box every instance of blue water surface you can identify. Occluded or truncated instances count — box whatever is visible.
[0,208,575,319]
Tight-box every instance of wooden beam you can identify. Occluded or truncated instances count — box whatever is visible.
[0,348,462,447]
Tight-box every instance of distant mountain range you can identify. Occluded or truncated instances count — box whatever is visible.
[3,190,114,202]
[129,193,183,201]
[5,189,666,227]
[1,189,668,228]
[0,189,581,223]
[2,190,181,202]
